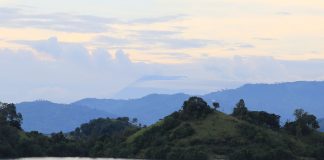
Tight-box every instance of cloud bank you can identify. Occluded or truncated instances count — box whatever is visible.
[1,37,324,103]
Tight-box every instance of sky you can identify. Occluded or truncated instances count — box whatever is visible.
[1,0,324,103]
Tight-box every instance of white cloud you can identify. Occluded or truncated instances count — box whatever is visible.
[115,49,131,64]
[94,36,130,46]
[1,39,324,103]
[128,15,187,24]
[91,48,112,65]
[0,7,117,33]
[0,7,188,33]
[16,37,62,57]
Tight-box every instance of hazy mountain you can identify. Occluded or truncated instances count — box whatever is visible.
[75,81,324,124]
[17,81,324,133]
[16,100,115,133]
[203,81,324,122]
[113,86,184,99]
[72,93,190,125]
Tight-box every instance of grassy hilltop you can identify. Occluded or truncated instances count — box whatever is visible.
[124,97,324,160]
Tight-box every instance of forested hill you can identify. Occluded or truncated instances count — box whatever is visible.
[17,81,324,133]
[1,98,324,159]
[124,97,324,160]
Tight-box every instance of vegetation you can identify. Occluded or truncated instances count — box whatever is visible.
[284,109,320,136]
[232,99,281,130]
[0,97,323,160]
[0,102,140,158]
[123,98,324,160]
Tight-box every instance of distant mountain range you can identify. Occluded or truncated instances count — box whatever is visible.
[203,81,324,122]
[72,93,190,124]
[17,101,115,133]
[16,81,324,133]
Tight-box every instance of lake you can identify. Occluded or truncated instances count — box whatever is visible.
[17,158,139,160]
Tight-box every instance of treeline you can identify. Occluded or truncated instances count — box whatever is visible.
[0,102,140,157]
[0,98,324,159]
[232,99,320,135]
[229,99,323,160]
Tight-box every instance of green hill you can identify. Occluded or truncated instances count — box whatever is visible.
[125,97,324,160]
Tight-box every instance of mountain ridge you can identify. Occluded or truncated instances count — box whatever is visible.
[16,100,116,133]
[16,81,324,133]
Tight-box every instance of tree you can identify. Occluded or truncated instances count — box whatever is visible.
[212,102,220,110]
[0,103,23,129]
[285,109,319,136]
[180,97,213,120]
[51,132,67,143]
[247,111,280,130]
[117,117,129,122]
[294,109,305,120]
[232,99,248,118]
[131,118,138,124]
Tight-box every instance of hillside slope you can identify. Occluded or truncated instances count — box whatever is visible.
[125,97,324,160]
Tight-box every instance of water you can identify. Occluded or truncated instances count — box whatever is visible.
[17,158,139,160]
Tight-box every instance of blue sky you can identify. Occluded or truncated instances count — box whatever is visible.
[0,0,324,102]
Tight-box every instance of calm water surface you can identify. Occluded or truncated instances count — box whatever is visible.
[17,158,140,160]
